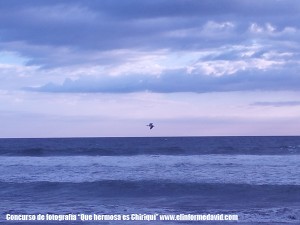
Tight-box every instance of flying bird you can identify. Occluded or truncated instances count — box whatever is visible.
[147,123,154,130]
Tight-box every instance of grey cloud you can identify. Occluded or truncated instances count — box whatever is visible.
[26,66,300,94]
[252,101,300,107]
[0,0,300,68]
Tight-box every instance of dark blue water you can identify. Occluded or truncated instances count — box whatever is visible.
[1,136,300,156]
[0,137,299,224]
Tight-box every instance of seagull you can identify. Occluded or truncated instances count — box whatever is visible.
[147,123,154,130]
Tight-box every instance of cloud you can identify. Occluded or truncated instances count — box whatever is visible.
[0,0,300,68]
[251,101,300,107]
[26,64,300,93]
[1,0,300,95]
[189,58,284,76]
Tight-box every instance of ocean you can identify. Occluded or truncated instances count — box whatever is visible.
[0,136,299,224]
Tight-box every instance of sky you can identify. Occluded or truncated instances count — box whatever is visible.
[1,0,300,137]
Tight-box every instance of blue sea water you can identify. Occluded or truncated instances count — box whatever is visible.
[0,136,299,224]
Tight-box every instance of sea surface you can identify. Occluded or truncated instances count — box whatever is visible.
[0,136,299,224]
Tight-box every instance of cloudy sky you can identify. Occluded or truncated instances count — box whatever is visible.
[1,0,300,137]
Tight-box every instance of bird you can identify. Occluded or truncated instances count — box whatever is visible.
[146,123,154,129]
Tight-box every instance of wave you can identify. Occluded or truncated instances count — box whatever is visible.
[1,154,299,185]
[1,181,299,224]
[1,181,299,200]
[1,137,300,156]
